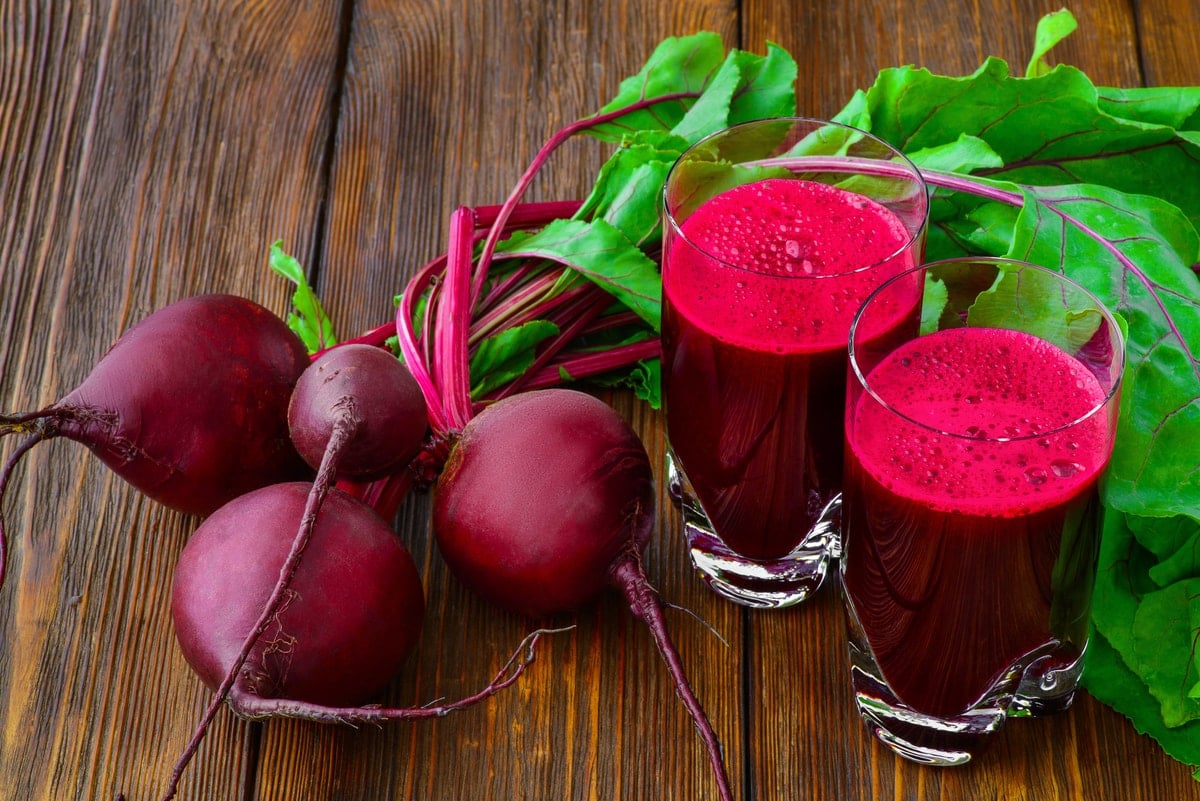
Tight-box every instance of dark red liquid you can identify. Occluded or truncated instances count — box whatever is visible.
[843,327,1112,717]
[663,178,920,559]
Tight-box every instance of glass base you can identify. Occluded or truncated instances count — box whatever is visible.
[842,591,1085,765]
[667,451,840,609]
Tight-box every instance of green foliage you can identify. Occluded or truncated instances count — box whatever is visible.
[267,241,337,354]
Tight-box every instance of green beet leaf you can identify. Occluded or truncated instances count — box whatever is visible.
[494,218,662,332]
[570,357,662,409]
[467,319,560,400]
[1089,510,1200,733]
[672,43,797,143]
[1132,579,1200,727]
[1086,631,1200,779]
[1025,8,1078,77]
[268,241,338,354]
[1004,183,1200,517]
[575,130,690,248]
[588,32,726,142]
[837,55,1200,230]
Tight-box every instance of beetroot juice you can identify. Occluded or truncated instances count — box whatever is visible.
[843,326,1114,720]
[663,177,921,561]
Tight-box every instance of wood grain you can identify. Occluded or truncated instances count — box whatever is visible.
[1,0,1199,799]
[0,2,344,799]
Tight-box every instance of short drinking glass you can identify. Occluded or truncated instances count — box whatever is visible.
[661,117,929,608]
[842,257,1124,764]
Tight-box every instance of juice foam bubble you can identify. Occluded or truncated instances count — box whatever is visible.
[851,327,1111,516]
[666,178,917,352]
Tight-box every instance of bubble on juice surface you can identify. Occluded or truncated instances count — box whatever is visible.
[1050,460,1086,478]
[1023,467,1049,486]
[668,177,919,351]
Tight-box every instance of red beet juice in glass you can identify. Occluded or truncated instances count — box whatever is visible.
[843,326,1112,718]
[663,177,921,561]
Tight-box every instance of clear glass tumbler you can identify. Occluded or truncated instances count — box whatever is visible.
[842,256,1124,764]
[661,117,928,608]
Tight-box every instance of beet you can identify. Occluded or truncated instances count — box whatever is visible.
[287,343,429,481]
[432,388,734,801]
[158,479,546,800]
[434,389,654,617]
[171,482,424,707]
[0,293,310,584]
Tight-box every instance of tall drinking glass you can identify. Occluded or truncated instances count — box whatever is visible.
[842,257,1124,764]
[661,117,928,608]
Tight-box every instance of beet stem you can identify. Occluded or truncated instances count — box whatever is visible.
[158,402,358,801]
[434,207,479,431]
[0,432,47,589]
[494,289,613,400]
[517,339,661,393]
[468,266,566,343]
[0,408,61,434]
[395,253,452,433]
[474,200,583,229]
[317,321,396,355]
[227,625,565,723]
[609,552,735,801]
[469,91,700,308]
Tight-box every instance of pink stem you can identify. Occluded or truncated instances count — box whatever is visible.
[475,200,583,229]
[494,289,614,400]
[320,321,396,355]
[494,282,595,335]
[475,261,540,317]
[395,255,450,434]
[434,208,480,431]
[509,339,661,395]
[334,469,418,523]
[469,268,568,343]
[470,92,699,308]
[580,309,643,334]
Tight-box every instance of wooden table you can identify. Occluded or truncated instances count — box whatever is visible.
[2,1,1198,799]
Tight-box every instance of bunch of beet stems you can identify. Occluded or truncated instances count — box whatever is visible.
[336,94,697,515]
[331,195,663,519]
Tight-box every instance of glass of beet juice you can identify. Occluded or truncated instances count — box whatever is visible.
[661,117,928,608]
[842,257,1124,765]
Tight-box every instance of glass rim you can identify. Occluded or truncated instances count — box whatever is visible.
[847,256,1127,442]
[662,116,930,281]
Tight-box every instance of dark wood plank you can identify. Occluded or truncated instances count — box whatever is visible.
[0,2,345,799]
[1137,0,1200,87]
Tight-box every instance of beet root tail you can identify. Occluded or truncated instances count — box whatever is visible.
[0,430,52,590]
[225,625,562,723]
[158,409,358,801]
[610,552,736,801]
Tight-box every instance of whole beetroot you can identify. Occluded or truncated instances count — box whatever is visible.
[432,389,734,801]
[0,293,310,584]
[171,482,425,708]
